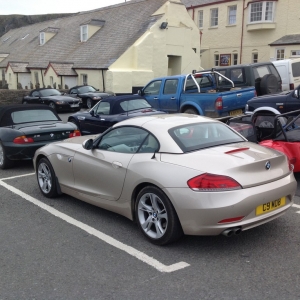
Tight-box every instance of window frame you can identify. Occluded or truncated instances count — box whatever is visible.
[276,48,285,60]
[80,25,88,42]
[198,10,203,28]
[249,1,275,23]
[252,53,258,63]
[210,8,218,27]
[228,5,237,25]
[39,32,45,45]
[214,54,220,66]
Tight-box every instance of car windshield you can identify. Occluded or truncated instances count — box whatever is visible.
[40,89,61,97]
[168,122,245,152]
[78,86,97,93]
[11,109,59,124]
[119,99,151,112]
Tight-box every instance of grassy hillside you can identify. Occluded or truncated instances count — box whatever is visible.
[0,14,73,37]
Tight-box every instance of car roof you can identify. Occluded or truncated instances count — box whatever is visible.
[0,104,60,126]
[101,94,145,103]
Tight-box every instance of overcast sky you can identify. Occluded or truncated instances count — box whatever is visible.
[1,0,129,15]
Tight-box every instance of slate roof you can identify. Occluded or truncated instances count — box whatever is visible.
[269,34,300,46]
[8,62,30,73]
[181,0,228,7]
[0,0,169,70]
[47,62,77,76]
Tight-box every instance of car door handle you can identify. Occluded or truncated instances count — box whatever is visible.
[236,93,242,97]
[112,161,122,169]
[171,97,176,100]
[153,97,159,100]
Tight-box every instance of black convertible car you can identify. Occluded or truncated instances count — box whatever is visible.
[22,88,81,112]
[68,95,165,135]
[0,105,81,169]
[66,85,115,109]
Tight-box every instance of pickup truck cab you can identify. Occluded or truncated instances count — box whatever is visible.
[245,85,300,116]
[139,71,256,117]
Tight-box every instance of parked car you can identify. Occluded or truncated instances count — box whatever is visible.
[138,70,256,117]
[22,88,81,112]
[273,58,300,91]
[33,114,296,245]
[204,61,282,96]
[68,95,166,135]
[245,85,300,115]
[0,105,81,169]
[226,109,300,172]
[66,85,115,109]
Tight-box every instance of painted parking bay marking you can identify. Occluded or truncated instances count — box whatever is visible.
[0,175,190,273]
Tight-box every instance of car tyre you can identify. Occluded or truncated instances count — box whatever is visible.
[86,98,93,109]
[23,101,28,104]
[135,186,183,245]
[37,158,58,198]
[49,102,56,111]
[0,141,13,169]
[183,107,198,115]
[260,74,278,95]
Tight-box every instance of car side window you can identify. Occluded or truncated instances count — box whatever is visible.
[144,80,162,95]
[32,91,39,97]
[97,126,149,153]
[96,102,110,115]
[163,79,178,94]
[70,89,78,94]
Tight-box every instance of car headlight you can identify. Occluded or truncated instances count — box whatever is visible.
[245,104,249,112]
[55,101,64,104]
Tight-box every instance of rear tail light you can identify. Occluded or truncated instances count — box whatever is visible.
[187,173,241,191]
[215,97,223,110]
[13,136,34,144]
[69,130,81,138]
[288,157,295,171]
[290,83,294,90]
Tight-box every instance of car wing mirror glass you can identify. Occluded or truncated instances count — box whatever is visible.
[90,110,95,116]
[82,139,93,150]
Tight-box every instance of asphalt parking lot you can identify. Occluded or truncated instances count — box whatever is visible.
[1,111,300,299]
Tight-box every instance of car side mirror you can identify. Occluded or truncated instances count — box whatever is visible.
[296,86,300,99]
[138,90,144,96]
[90,110,95,116]
[82,139,93,150]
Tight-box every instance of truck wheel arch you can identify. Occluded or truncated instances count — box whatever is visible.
[180,105,203,115]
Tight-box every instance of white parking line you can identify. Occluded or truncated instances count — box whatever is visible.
[292,203,300,214]
[0,178,190,273]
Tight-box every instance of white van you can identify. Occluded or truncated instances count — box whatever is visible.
[273,58,300,91]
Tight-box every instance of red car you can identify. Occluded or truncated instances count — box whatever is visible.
[226,109,300,172]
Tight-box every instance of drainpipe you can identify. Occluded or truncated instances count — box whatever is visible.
[16,73,19,89]
[240,0,246,64]
[40,69,45,88]
[102,69,105,92]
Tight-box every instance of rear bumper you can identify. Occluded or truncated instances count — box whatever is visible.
[163,173,296,235]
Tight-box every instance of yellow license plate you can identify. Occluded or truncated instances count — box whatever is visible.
[256,197,286,216]
[229,109,243,116]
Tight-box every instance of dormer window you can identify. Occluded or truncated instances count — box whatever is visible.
[40,32,45,45]
[80,25,88,42]
[39,27,59,45]
[80,19,105,42]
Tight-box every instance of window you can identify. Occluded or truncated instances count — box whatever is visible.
[228,6,237,25]
[291,50,300,57]
[50,76,53,87]
[39,32,45,45]
[276,49,285,60]
[232,53,238,65]
[252,53,258,63]
[98,126,159,153]
[210,8,218,27]
[214,54,220,66]
[163,79,178,94]
[11,110,58,124]
[80,25,88,42]
[82,74,88,85]
[198,10,203,28]
[144,80,162,95]
[250,1,274,23]
[34,72,39,84]
[95,101,111,115]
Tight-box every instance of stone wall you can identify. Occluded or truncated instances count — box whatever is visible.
[0,89,68,106]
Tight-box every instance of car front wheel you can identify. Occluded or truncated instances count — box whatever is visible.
[0,142,12,169]
[49,102,56,111]
[135,186,183,245]
[37,158,58,198]
[86,98,93,109]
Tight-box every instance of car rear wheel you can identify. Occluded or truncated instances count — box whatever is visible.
[23,101,28,104]
[183,107,198,115]
[49,102,56,111]
[37,158,58,198]
[86,98,93,109]
[0,142,13,169]
[135,186,183,245]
